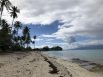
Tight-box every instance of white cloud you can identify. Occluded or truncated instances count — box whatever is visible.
[3,0,81,24]
[40,34,56,38]
[31,38,43,41]
[2,0,103,49]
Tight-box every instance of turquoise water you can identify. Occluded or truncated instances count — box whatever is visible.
[45,49,103,64]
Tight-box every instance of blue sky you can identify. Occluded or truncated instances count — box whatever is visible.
[29,20,63,36]
[25,20,94,49]
[26,20,67,48]
[3,0,103,49]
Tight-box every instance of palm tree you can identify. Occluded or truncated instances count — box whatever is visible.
[33,36,36,40]
[12,29,16,36]
[32,35,36,48]
[10,6,20,26]
[26,33,31,48]
[23,26,30,35]
[21,36,25,47]
[12,21,21,47]
[23,26,31,48]
[0,0,12,24]
[14,21,21,36]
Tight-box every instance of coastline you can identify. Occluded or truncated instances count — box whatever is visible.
[55,58,103,77]
[0,51,103,77]
[43,52,103,77]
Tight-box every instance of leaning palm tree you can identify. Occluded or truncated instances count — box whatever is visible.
[0,0,12,24]
[10,6,20,26]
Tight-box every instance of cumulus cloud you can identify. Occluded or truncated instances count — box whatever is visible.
[40,34,56,38]
[5,0,81,24]
[2,0,103,49]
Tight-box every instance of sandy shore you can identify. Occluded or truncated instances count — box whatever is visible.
[56,58,103,77]
[0,51,102,77]
[0,51,71,77]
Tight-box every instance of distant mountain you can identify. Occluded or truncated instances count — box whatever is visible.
[70,45,103,50]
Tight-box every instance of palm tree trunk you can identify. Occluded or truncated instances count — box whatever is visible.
[34,42,35,49]
[12,18,14,26]
[17,28,19,36]
[0,9,3,26]
[34,39,36,49]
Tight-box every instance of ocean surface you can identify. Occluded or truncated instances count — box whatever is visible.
[44,49,103,64]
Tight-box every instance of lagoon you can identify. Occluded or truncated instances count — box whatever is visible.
[45,49,103,64]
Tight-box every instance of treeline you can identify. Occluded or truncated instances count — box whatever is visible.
[0,0,36,52]
[34,46,63,51]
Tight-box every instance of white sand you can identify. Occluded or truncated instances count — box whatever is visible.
[0,52,71,77]
[0,51,102,77]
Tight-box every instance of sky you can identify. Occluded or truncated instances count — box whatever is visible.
[2,0,103,49]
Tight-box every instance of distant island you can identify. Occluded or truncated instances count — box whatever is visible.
[33,46,63,51]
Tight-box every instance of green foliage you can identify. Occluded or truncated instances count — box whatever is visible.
[25,47,32,51]
[10,6,20,26]
[10,6,20,19]
[0,0,36,51]
[0,0,62,52]
[0,0,12,16]
[42,46,50,51]
[11,44,25,51]
[0,20,12,51]
[0,19,36,51]
[50,46,63,51]
[41,46,63,51]
[23,26,31,47]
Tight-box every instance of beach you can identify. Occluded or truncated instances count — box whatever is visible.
[0,51,103,77]
[56,58,103,77]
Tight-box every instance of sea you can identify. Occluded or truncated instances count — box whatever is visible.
[44,49,103,64]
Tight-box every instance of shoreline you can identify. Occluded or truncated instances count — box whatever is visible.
[71,58,103,72]
[43,52,103,71]
[43,52,103,77]
[56,58,103,77]
[0,51,103,77]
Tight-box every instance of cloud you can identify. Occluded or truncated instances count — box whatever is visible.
[31,38,43,41]
[40,34,56,38]
[73,39,103,49]
[2,0,103,49]
[4,0,81,24]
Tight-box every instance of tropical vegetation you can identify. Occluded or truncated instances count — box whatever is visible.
[41,46,63,51]
[0,0,36,51]
[0,0,62,52]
